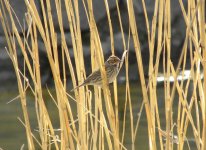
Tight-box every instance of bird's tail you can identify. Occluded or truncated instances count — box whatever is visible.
[70,83,85,92]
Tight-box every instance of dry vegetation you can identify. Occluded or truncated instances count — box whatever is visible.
[0,0,206,149]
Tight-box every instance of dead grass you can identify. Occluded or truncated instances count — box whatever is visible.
[0,0,205,149]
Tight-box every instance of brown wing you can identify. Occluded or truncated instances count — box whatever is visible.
[83,69,102,85]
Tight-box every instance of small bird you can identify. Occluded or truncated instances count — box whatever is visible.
[71,51,127,91]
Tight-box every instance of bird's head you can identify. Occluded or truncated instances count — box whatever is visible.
[105,55,122,67]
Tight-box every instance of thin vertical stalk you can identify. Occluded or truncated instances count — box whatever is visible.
[199,0,206,149]
[127,0,156,149]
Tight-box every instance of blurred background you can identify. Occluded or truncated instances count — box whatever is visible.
[0,0,188,88]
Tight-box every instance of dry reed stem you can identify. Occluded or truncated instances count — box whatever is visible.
[0,4,35,150]
[127,0,157,149]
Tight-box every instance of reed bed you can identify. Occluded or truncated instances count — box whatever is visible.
[0,0,205,149]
